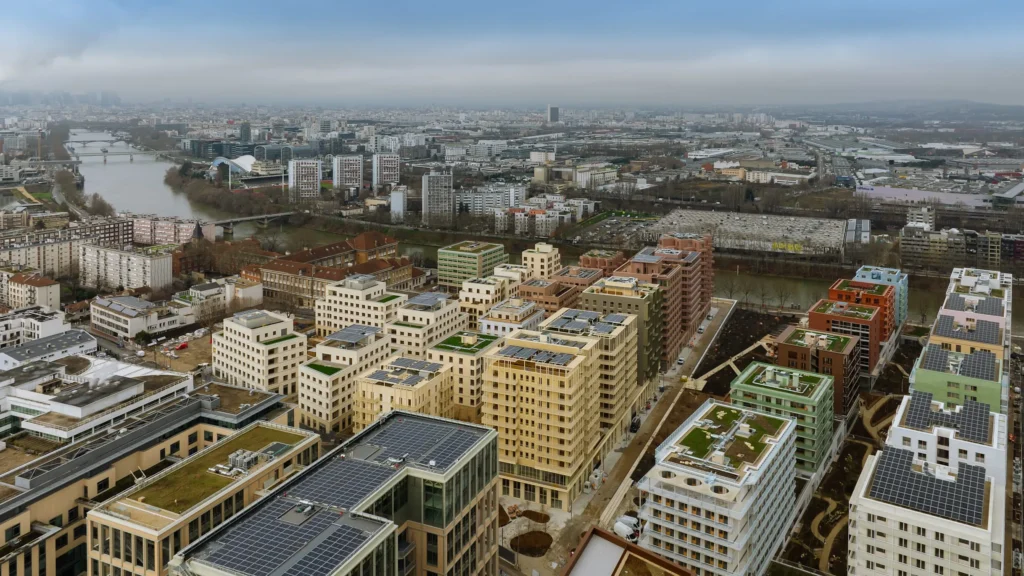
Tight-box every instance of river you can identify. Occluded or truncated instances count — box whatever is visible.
[69,131,1022,331]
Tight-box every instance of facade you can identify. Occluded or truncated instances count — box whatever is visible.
[127,214,216,246]
[773,325,861,417]
[172,276,263,321]
[79,244,175,291]
[478,298,545,336]
[422,170,455,228]
[353,355,454,431]
[729,362,834,475]
[550,266,603,292]
[257,257,412,308]
[521,242,561,280]
[492,263,535,294]
[911,344,1003,413]
[385,292,468,360]
[482,329,599,512]
[299,324,392,433]
[0,329,96,369]
[658,233,715,323]
[580,276,662,389]
[390,186,406,223]
[458,276,513,331]
[580,249,626,277]
[853,266,909,328]
[829,278,897,340]
[372,153,400,190]
[315,274,408,336]
[427,331,502,424]
[90,296,195,341]
[169,412,500,576]
[518,279,579,317]
[287,159,322,202]
[637,400,795,576]
[212,310,308,399]
[437,241,508,290]
[0,307,69,350]
[332,154,363,190]
[808,299,882,374]
[900,226,1003,272]
[614,251,684,365]
[547,105,559,123]
[7,273,60,312]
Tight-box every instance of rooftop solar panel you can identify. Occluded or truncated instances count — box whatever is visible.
[327,325,380,343]
[933,315,1000,345]
[868,448,986,526]
[903,391,991,444]
[286,458,398,509]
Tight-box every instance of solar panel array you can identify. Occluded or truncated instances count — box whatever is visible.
[868,448,986,526]
[976,297,1004,317]
[604,313,629,324]
[562,309,600,321]
[366,369,423,387]
[496,345,575,366]
[287,458,398,509]
[392,357,444,372]
[281,523,371,576]
[327,325,380,344]
[632,254,661,264]
[406,292,449,308]
[933,315,1000,345]
[903,392,991,443]
[919,344,949,373]
[358,416,486,470]
[958,350,999,382]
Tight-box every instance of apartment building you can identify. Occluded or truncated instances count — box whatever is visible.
[854,266,910,328]
[729,363,834,475]
[579,249,626,276]
[212,310,308,399]
[172,276,263,320]
[900,225,1003,272]
[911,344,1003,413]
[7,273,59,312]
[353,355,454,431]
[0,218,132,252]
[371,153,400,190]
[169,412,500,576]
[848,448,1004,576]
[808,299,883,374]
[636,245,708,345]
[773,325,861,417]
[518,279,579,316]
[385,292,467,359]
[479,298,545,336]
[287,159,322,202]
[637,400,795,576]
[540,308,639,448]
[332,154,363,189]
[79,244,174,291]
[614,251,685,365]
[437,241,508,290]
[580,276,662,390]
[564,527,694,576]
[550,266,603,292]
[829,278,897,340]
[482,330,599,512]
[0,306,68,350]
[522,242,561,280]
[127,214,216,246]
[427,331,503,424]
[298,324,392,433]
[91,296,195,341]
[315,274,408,336]
[658,232,715,322]
[458,276,513,331]
[0,382,298,576]
[492,263,535,295]
[422,170,455,227]
[87,421,320,576]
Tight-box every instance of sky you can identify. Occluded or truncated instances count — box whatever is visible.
[2,0,1023,106]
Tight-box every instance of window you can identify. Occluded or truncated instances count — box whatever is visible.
[426,533,438,565]
[188,432,198,445]
[68,507,79,523]
[97,478,110,493]
[902,437,911,446]
[899,522,908,531]
[935,532,944,542]
[170,441,180,455]
[74,525,86,539]
[204,430,214,442]
[55,534,68,549]
[975,453,985,463]
[5,524,20,542]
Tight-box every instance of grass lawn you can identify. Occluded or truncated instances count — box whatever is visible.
[132,427,306,513]
[378,294,400,303]
[307,363,341,376]
[31,192,52,201]
[679,428,714,459]
[392,321,424,329]
[263,333,298,345]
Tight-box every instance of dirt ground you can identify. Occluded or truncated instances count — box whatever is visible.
[701,346,774,397]
[510,531,553,557]
[873,340,922,395]
[694,309,796,379]
[139,333,214,373]
[630,390,710,482]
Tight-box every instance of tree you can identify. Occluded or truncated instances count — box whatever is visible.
[719,274,738,300]
[134,330,153,346]
[738,278,753,307]
[773,283,792,311]
[756,283,771,311]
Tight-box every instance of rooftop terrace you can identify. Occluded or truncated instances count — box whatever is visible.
[441,241,503,254]
[834,278,889,296]
[734,363,828,398]
[812,299,878,320]
[782,327,853,352]
[666,402,787,480]
[432,331,500,354]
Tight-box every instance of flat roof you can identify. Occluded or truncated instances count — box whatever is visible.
[917,344,999,382]
[552,266,602,280]
[432,331,500,354]
[943,293,1004,318]
[812,298,878,320]
[192,382,276,414]
[0,329,94,362]
[932,315,1001,345]
[866,448,988,527]
[899,391,992,444]
[440,240,503,254]
[733,363,829,398]
[781,327,854,352]
[562,527,692,576]
[364,357,446,387]
[833,278,889,296]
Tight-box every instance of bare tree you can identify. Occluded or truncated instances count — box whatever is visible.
[720,274,738,300]
[756,283,771,312]
[738,278,753,308]
[773,283,792,311]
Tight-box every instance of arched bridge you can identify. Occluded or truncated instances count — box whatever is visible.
[214,212,296,233]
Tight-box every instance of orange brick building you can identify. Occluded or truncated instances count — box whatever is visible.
[828,278,896,340]
[808,298,882,375]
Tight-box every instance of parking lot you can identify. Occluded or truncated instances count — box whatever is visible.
[574,212,659,245]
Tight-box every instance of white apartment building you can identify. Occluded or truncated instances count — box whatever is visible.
[332,155,363,190]
[126,214,215,245]
[173,275,263,320]
[79,244,174,291]
[314,274,408,336]
[907,206,935,231]
[638,400,796,576]
[385,292,467,359]
[454,188,511,215]
[0,329,96,369]
[422,170,455,227]
[390,186,406,223]
[0,166,21,183]
[444,144,469,162]
[288,159,323,202]
[530,151,555,163]
[459,276,513,331]
[90,296,194,341]
[298,324,392,433]
[372,153,400,190]
[849,448,1005,576]
[522,242,562,280]
[493,263,536,294]
[426,330,502,424]
[211,310,308,398]
[479,299,545,336]
[6,272,60,312]
[0,307,69,350]
[745,170,814,186]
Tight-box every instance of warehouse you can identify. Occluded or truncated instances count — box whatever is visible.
[647,209,848,256]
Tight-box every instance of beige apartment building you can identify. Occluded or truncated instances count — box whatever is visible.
[521,242,562,280]
[580,276,663,392]
[87,421,320,576]
[427,331,503,423]
[482,329,599,512]
[314,274,407,336]
[479,298,545,336]
[540,308,639,447]
[518,278,579,316]
[212,310,308,399]
[8,273,60,312]
[493,263,536,295]
[458,276,513,330]
[385,292,468,359]
[298,324,393,433]
[353,355,454,431]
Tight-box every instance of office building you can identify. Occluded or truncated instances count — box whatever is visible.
[287,159,322,202]
[547,105,559,123]
[169,412,500,576]
[79,244,174,291]
[437,241,508,290]
[829,278,897,341]
[332,154,363,190]
[580,249,626,277]
[427,331,502,424]
[492,263,535,294]
[91,296,195,341]
[212,310,308,399]
[773,325,861,417]
[522,242,561,280]
[353,355,454,431]
[458,276,514,331]
[853,266,909,328]
[0,329,96,370]
[479,298,545,336]
[315,274,407,336]
[808,299,883,374]
[563,527,694,576]
[729,363,834,475]
[372,153,400,191]
[541,308,639,447]
[580,277,662,390]
[422,170,455,228]
[637,400,795,576]
[385,292,467,360]
[239,121,252,142]
[482,329,599,512]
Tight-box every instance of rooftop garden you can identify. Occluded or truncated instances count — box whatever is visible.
[306,363,342,376]
[784,329,850,352]
[392,321,425,329]
[263,333,298,345]
[130,426,306,514]
[814,300,876,319]
[377,294,401,303]
[675,404,784,469]
[736,363,825,397]
[835,279,888,295]
[433,332,499,354]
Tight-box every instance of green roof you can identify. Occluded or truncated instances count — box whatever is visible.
[813,299,876,319]
[835,279,888,295]
[306,363,341,376]
[784,328,851,352]
[441,241,504,254]
[432,331,499,354]
[674,403,785,470]
[377,294,401,303]
[733,363,828,398]
[262,333,298,345]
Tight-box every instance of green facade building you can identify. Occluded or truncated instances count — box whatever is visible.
[437,241,508,290]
